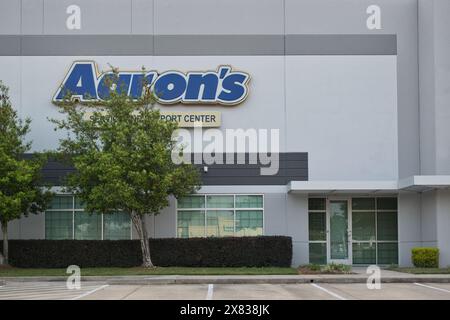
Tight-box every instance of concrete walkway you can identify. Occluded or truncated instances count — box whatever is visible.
[1,268,450,284]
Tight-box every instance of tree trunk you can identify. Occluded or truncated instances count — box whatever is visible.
[0,221,8,265]
[130,211,154,268]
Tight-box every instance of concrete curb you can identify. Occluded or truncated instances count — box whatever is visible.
[2,275,450,285]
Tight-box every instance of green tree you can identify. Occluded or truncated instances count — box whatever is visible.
[0,81,52,265]
[52,69,201,267]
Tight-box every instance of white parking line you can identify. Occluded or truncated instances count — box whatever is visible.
[310,283,347,300]
[414,283,450,294]
[206,284,214,300]
[69,284,110,300]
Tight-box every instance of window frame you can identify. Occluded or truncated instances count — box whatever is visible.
[308,196,399,265]
[45,194,132,240]
[175,194,265,238]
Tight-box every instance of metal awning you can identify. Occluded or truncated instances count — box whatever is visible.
[287,175,450,194]
[287,180,398,194]
[398,175,450,192]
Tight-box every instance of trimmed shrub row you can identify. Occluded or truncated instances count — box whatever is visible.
[0,236,292,268]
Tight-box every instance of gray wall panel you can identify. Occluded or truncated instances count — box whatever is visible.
[22,0,44,35]
[154,0,284,35]
[154,35,284,56]
[0,35,20,55]
[0,0,20,34]
[286,34,397,55]
[132,0,154,34]
[20,35,153,55]
[43,0,132,34]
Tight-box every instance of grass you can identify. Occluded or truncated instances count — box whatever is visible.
[389,267,450,274]
[0,266,298,277]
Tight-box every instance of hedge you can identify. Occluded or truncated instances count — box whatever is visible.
[411,247,439,268]
[0,236,292,268]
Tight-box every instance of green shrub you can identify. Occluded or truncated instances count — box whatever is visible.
[412,247,439,268]
[300,264,322,271]
[0,236,292,268]
[322,263,351,273]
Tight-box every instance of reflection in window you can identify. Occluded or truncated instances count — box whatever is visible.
[176,195,264,238]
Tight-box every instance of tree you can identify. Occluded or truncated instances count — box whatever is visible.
[52,68,201,267]
[0,81,52,265]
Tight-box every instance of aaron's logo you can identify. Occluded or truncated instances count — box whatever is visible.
[53,61,250,105]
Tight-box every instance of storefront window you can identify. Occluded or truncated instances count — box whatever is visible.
[177,210,205,238]
[352,197,398,265]
[176,195,264,238]
[45,211,73,240]
[308,198,327,264]
[103,212,131,240]
[308,197,399,265]
[74,212,102,240]
[45,195,131,240]
[206,210,234,237]
[236,210,263,236]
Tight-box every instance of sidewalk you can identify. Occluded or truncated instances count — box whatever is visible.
[2,268,450,284]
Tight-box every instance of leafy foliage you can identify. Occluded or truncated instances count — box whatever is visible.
[51,70,200,216]
[51,67,201,266]
[0,81,52,264]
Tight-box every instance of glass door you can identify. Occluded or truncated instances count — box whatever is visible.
[327,199,352,264]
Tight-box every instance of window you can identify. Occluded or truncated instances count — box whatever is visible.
[45,195,131,240]
[103,212,132,240]
[307,197,398,265]
[176,194,264,238]
[308,198,327,264]
[352,197,398,265]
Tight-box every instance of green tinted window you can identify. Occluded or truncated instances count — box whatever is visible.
[377,198,398,210]
[377,212,398,241]
[352,212,376,241]
[308,198,325,211]
[49,196,73,210]
[103,212,131,240]
[177,210,205,238]
[236,210,263,236]
[74,196,85,209]
[207,196,234,208]
[309,243,327,265]
[352,198,375,210]
[45,211,73,239]
[309,212,326,241]
[74,212,102,240]
[377,243,398,265]
[235,195,263,208]
[178,196,205,208]
[206,210,234,237]
[352,243,376,265]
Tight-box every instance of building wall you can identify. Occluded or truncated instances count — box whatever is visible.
[398,192,422,267]
[2,0,450,267]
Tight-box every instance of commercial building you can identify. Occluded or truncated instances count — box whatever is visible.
[1,0,450,267]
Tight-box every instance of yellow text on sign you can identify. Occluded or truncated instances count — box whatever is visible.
[160,111,221,128]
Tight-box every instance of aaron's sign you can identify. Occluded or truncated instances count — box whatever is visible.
[53,61,250,106]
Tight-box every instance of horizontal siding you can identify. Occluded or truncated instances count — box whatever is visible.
[27,152,308,186]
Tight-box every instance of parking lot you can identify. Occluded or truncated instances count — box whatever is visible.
[0,282,450,300]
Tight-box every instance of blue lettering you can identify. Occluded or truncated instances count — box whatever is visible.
[54,62,250,105]
[153,73,186,103]
[55,62,97,101]
[218,73,248,104]
[185,73,218,101]
[97,73,132,100]
[129,73,156,99]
